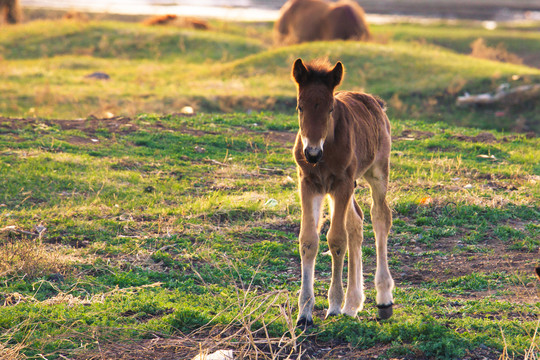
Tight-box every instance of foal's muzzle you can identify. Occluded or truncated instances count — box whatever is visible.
[304,147,323,164]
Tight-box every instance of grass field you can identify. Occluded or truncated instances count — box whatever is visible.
[1,18,540,132]
[0,14,539,360]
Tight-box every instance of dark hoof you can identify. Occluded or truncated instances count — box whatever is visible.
[325,311,340,319]
[296,317,313,330]
[377,303,393,320]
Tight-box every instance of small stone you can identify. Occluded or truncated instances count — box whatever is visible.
[192,350,233,360]
[264,198,278,207]
[180,106,194,115]
[84,72,110,80]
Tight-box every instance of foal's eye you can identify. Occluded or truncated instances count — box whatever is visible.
[297,106,303,113]
[329,107,334,113]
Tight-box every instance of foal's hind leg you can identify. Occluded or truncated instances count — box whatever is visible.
[342,196,365,317]
[364,163,394,319]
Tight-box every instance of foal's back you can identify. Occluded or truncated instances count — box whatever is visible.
[334,91,391,173]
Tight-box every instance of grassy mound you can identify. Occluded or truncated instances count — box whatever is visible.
[1,19,540,132]
[0,20,265,61]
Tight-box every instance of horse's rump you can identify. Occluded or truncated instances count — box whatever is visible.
[323,1,370,41]
[274,0,370,45]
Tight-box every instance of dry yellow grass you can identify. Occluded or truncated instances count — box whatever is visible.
[470,38,523,65]
[0,227,64,278]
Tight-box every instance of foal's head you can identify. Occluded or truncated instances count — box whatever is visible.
[292,58,343,164]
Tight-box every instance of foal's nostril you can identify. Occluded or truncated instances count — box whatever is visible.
[304,147,323,164]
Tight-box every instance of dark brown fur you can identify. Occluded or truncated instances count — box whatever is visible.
[292,58,393,327]
[536,267,540,281]
[0,0,21,24]
[275,0,370,45]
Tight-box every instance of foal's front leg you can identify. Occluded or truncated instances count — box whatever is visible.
[297,184,324,328]
[326,183,354,318]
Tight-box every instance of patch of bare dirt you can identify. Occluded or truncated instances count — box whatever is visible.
[448,131,536,143]
[72,332,397,360]
[0,116,139,146]
[386,224,540,304]
[45,236,90,249]
[450,132,498,143]
[265,130,297,147]
[73,328,504,360]
[397,129,435,140]
[0,116,297,149]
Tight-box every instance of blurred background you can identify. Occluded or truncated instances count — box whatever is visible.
[19,0,540,21]
[2,0,540,132]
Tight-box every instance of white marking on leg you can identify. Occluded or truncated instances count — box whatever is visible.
[297,192,324,324]
[299,258,315,319]
[342,196,365,316]
[312,194,324,229]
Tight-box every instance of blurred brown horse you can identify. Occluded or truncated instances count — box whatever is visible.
[0,0,21,24]
[274,0,370,45]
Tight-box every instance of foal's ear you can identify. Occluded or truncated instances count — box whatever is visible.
[292,58,308,85]
[328,61,344,88]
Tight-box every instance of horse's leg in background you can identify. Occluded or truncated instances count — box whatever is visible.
[6,0,20,23]
[326,182,354,318]
[297,185,324,327]
[365,162,394,319]
[342,196,365,316]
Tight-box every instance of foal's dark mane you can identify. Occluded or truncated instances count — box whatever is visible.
[302,59,343,85]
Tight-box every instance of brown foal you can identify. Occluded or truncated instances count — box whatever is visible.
[291,58,394,327]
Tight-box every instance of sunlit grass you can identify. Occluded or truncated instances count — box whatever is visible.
[1,113,539,358]
[1,16,540,359]
[1,19,540,132]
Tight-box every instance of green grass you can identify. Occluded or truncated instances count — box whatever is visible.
[372,22,540,60]
[1,113,539,359]
[1,16,540,359]
[1,19,540,132]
